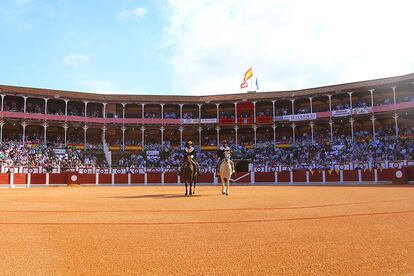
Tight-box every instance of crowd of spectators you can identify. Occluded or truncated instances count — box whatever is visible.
[182,112,196,119]
[164,112,177,119]
[0,141,106,170]
[1,125,413,171]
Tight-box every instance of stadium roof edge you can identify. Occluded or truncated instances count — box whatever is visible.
[0,72,413,103]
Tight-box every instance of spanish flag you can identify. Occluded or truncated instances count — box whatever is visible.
[244,67,253,80]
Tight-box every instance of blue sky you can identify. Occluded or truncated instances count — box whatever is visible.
[1,0,414,95]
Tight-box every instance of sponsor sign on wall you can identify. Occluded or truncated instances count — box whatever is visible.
[180,119,199,124]
[200,118,217,124]
[332,109,351,117]
[275,113,316,122]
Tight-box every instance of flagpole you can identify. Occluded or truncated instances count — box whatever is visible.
[250,65,253,92]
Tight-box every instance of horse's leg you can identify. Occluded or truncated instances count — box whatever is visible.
[185,179,188,196]
[226,177,230,195]
[192,175,196,195]
[221,176,225,195]
[189,177,193,195]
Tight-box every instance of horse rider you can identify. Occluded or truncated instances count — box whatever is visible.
[179,141,200,175]
[216,140,235,175]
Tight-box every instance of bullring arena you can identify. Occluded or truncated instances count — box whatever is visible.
[0,73,413,274]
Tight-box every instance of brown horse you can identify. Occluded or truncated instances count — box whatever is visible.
[182,155,197,196]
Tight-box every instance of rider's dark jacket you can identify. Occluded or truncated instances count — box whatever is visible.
[217,145,232,159]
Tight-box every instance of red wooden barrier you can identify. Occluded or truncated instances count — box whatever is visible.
[114,174,128,184]
[78,174,95,184]
[0,173,10,184]
[278,171,290,182]
[99,174,112,184]
[309,171,323,182]
[406,167,414,181]
[343,170,358,182]
[147,173,162,184]
[30,173,46,184]
[13,173,27,184]
[378,168,395,182]
[362,170,375,181]
[164,172,178,183]
[326,170,340,182]
[197,173,214,183]
[49,173,67,184]
[255,172,275,182]
[293,170,306,182]
[131,174,145,184]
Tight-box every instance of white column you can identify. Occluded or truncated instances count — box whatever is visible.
[234,102,238,124]
[328,95,332,112]
[234,126,238,146]
[216,127,220,148]
[179,126,183,148]
[253,101,257,124]
[64,100,69,116]
[329,119,333,142]
[369,89,375,112]
[160,126,165,150]
[291,99,295,115]
[122,103,126,119]
[348,92,353,112]
[393,113,399,137]
[291,123,296,144]
[179,104,183,120]
[391,86,397,106]
[43,123,48,144]
[83,125,88,149]
[102,126,106,144]
[198,104,202,122]
[0,121,3,142]
[253,125,257,147]
[141,103,145,119]
[63,123,68,145]
[216,103,220,122]
[161,104,165,119]
[310,121,314,144]
[141,126,145,147]
[22,121,27,144]
[121,126,126,150]
[44,98,48,114]
[309,97,313,113]
[371,116,376,140]
[102,103,107,118]
[272,100,276,121]
[84,101,88,117]
[198,127,202,149]
[350,118,355,141]
[272,124,276,146]
[1,95,4,112]
[23,96,27,113]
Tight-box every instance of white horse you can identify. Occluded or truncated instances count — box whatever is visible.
[219,152,233,195]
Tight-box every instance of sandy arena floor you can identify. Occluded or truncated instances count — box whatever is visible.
[0,185,413,275]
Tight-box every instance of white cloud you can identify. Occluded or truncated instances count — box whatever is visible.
[165,0,414,95]
[116,7,147,21]
[63,53,91,68]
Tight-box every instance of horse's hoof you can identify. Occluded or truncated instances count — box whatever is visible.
[226,192,229,196]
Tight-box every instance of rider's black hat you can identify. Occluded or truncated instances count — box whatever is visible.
[222,140,228,144]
